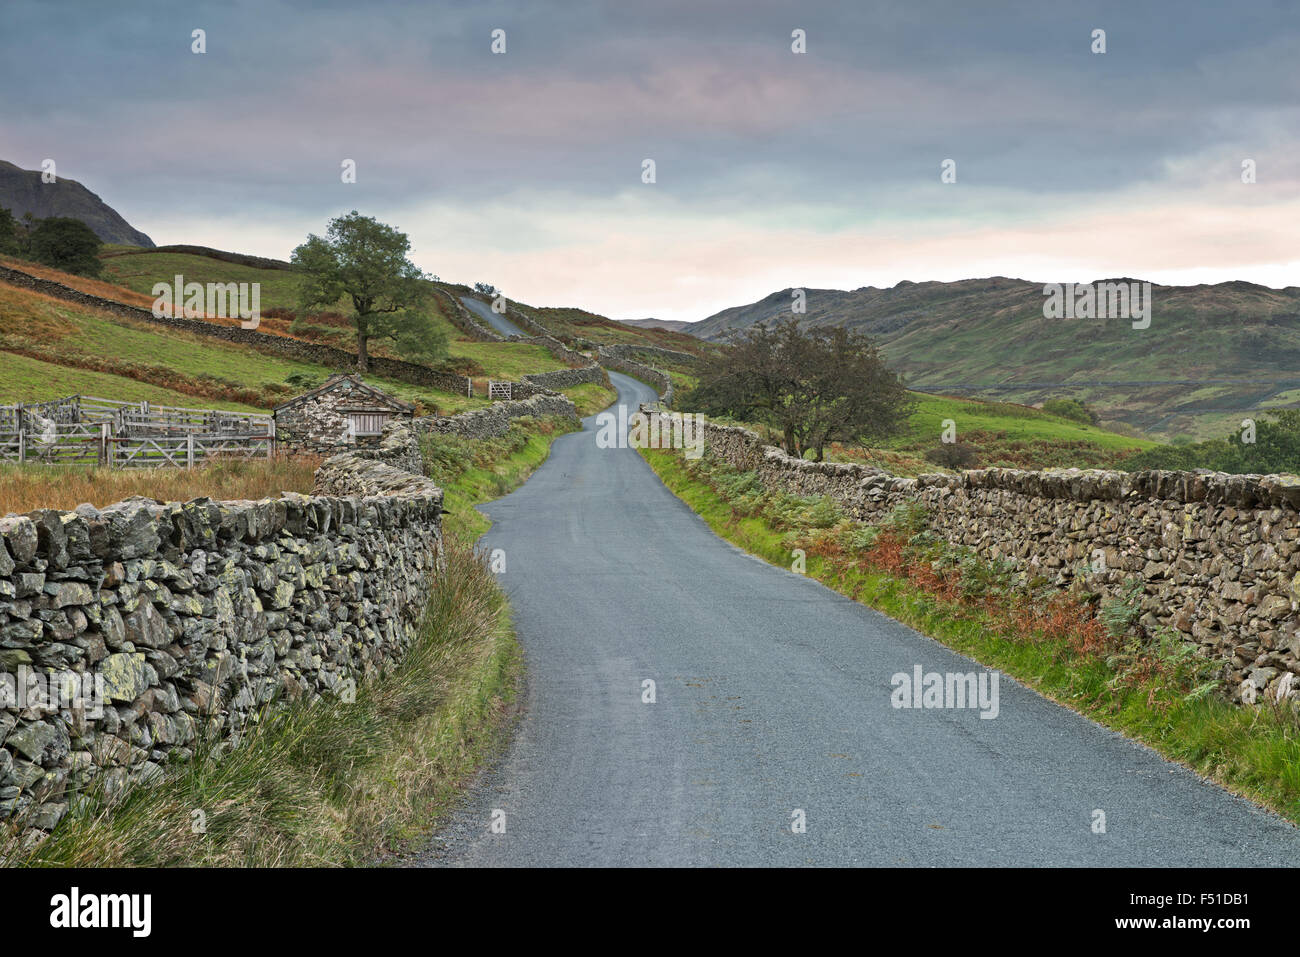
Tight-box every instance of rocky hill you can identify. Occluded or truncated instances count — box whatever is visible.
[0,159,154,246]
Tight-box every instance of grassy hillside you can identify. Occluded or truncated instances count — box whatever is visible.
[101,246,304,311]
[101,247,718,365]
[692,278,1300,440]
[0,273,605,418]
[529,303,717,355]
[0,250,618,418]
[0,350,265,413]
[0,281,476,412]
[96,249,596,382]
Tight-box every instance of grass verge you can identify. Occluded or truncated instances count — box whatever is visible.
[563,382,617,417]
[639,445,1300,824]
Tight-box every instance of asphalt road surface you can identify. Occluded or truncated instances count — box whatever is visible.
[460,295,527,338]
[420,371,1300,866]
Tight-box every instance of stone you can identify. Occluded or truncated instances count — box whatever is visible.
[99,652,151,703]
[123,601,173,649]
[0,515,39,565]
[6,722,59,763]
[31,801,67,830]
[43,581,94,608]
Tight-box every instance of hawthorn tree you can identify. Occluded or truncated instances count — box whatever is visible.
[686,319,913,461]
[26,217,102,276]
[292,211,446,371]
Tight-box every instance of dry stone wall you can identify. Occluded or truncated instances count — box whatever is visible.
[0,420,443,832]
[516,365,608,395]
[420,392,579,440]
[597,343,702,366]
[654,409,1300,705]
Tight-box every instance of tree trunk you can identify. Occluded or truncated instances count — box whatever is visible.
[356,326,370,373]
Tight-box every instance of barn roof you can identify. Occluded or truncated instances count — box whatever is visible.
[272,373,415,414]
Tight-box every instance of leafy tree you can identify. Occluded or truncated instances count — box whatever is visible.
[1224,409,1300,473]
[292,211,446,371]
[1042,397,1098,425]
[1120,409,1300,474]
[25,217,102,276]
[0,206,17,255]
[685,320,913,461]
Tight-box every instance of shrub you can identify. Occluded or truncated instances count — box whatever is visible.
[1042,398,1098,425]
[26,218,103,277]
[924,441,978,469]
[883,501,929,535]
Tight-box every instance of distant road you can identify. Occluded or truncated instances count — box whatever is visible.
[420,372,1300,866]
[460,295,526,338]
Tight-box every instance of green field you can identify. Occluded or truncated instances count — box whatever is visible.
[100,248,306,310]
[896,393,1155,452]
[0,351,265,413]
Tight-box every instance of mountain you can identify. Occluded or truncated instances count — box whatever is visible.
[693,277,1300,440]
[619,318,698,333]
[0,160,154,247]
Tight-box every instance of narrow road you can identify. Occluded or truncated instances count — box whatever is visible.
[460,295,527,338]
[421,372,1299,866]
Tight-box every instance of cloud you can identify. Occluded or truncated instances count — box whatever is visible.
[0,0,1297,317]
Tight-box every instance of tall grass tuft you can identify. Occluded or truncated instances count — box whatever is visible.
[0,456,321,515]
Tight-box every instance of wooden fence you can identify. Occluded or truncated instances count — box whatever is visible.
[0,396,275,469]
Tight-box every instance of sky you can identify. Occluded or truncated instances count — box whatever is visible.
[2,0,1297,322]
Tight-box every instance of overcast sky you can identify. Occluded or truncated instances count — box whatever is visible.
[3,0,1297,322]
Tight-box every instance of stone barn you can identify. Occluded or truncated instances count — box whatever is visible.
[274,374,414,453]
